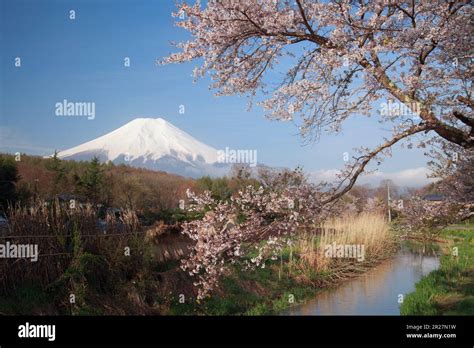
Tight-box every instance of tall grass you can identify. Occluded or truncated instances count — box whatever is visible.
[295,213,395,282]
[0,201,152,314]
[169,213,397,315]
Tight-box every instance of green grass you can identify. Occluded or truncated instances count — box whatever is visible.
[401,225,474,315]
[0,284,55,315]
[168,258,320,315]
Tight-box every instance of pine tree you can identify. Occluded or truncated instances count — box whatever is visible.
[47,150,65,196]
[76,156,104,205]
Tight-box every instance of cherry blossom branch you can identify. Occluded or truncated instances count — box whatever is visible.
[324,123,431,204]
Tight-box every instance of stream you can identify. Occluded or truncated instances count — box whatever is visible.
[283,246,440,315]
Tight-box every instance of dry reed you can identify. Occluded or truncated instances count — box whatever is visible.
[295,213,395,283]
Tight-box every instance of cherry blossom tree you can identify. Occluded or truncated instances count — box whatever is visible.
[427,142,474,206]
[162,0,473,297]
[180,169,331,299]
[428,141,473,219]
[401,196,460,237]
[163,0,473,199]
[401,142,472,235]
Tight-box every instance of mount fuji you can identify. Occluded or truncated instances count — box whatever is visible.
[55,118,230,178]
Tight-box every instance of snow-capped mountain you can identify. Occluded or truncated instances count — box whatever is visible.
[56,118,229,177]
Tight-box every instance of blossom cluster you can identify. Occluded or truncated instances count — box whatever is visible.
[180,172,327,299]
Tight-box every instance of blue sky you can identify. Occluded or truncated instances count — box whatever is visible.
[0,0,432,185]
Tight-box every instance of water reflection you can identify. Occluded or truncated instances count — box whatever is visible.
[283,247,440,315]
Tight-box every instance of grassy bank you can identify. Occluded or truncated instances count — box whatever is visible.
[0,210,395,315]
[167,213,396,315]
[401,224,474,315]
[0,204,159,315]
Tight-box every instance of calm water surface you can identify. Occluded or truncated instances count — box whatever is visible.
[283,248,440,315]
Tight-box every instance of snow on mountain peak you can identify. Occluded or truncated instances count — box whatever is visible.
[56,117,219,166]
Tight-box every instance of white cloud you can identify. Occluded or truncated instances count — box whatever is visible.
[310,167,438,188]
[309,169,340,183]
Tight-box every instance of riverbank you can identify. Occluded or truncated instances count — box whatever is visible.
[400,223,474,315]
[168,246,398,315]
[0,211,395,316]
[167,213,397,315]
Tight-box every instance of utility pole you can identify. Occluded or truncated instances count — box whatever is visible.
[387,183,391,223]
